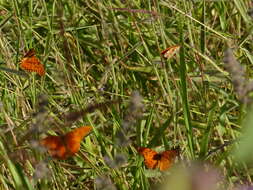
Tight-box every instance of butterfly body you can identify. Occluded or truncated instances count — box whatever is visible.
[138,147,179,171]
[40,126,92,159]
[20,49,45,76]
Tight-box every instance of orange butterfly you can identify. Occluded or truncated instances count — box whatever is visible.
[161,45,180,59]
[20,49,45,76]
[138,147,179,171]
[40,126,92,159]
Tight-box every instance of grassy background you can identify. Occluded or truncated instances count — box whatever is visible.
[0,0,253,189]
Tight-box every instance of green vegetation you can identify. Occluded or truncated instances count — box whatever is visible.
[0,0,253,189]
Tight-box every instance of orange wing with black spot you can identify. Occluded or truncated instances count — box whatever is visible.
[138,147,179,171]
[40,126,92,159]
[40,136,67,159]
[20,49,45,76]
[138,147,159,169]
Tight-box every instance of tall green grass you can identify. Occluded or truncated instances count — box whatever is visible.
[0,0,253,189]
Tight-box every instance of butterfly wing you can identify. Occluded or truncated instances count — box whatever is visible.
[23,49,35,57]
[64,126,93,157]
[161,45,180,59]
[40,136,67,159]
[158,149,179,171]
[138,147,159,169]
[40,126,92,159]
[20,49,45,76]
